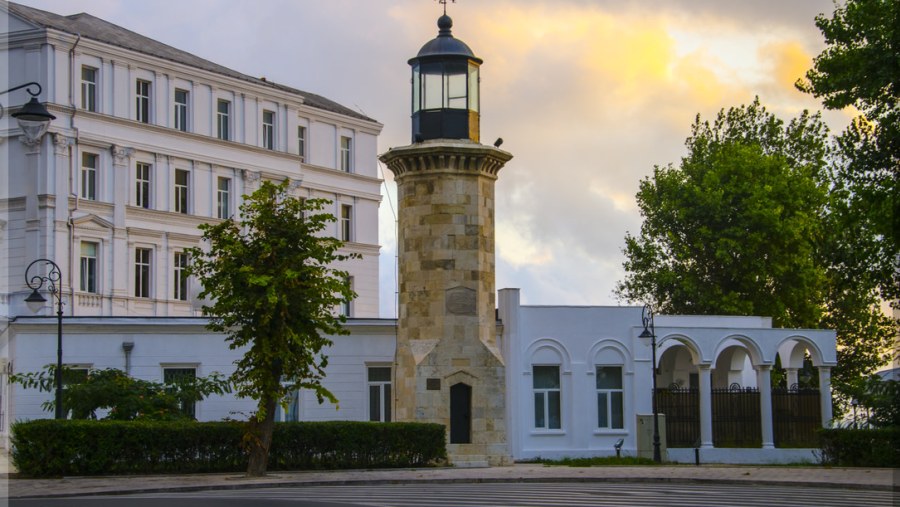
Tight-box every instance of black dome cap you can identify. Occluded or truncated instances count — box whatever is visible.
[410,15,482,64]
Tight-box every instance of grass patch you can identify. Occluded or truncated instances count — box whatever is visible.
[538,456,658,467]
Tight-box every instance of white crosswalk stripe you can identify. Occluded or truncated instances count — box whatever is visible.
[137,482,893,507]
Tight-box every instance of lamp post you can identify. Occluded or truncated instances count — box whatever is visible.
[1,82,56,141]
[639,303,662,463]
[24,259,65,419]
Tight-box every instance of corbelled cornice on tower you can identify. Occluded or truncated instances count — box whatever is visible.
[380,141,512,179]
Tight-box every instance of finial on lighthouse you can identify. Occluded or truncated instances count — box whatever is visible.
[438,0,455,16]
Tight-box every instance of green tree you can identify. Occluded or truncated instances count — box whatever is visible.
[11,366,231,420]
[187,179,358,476]
[615,99,894,394]
[797,0,900,304]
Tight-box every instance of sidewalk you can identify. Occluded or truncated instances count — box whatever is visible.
[7,464,897,499]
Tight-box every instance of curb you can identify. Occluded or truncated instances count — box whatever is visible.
[9,473,899,499]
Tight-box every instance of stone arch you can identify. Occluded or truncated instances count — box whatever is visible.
[713,334,765,366]
[776,335,827,368]
[524,337,571,373]
[587,339,633,374]
[712,345,756,389]
[657,333,704,364]
[658,345,699,390]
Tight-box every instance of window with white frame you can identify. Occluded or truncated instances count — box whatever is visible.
[135,162,151,209]
[173,251,189,301]
[340,276,354,317]
[533,365,561,430]
[81,66,97,112]
[596,366,624,430]
[217,99,230,140]
[134,247,152,298]
[262,110,275,150]
[367,366,392,422]
[79,241,98,293]
[340,136,352,172]
[81,153,98,200]
[163,367,197,418]
[297,125,307,162]
[340,204,353,242]
[174,169,189,214]
[174,89,188,132]
[217,177,231,219]
[275,388,300,422]
[136,79,151,123]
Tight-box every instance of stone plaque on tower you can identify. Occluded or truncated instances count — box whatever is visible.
[379,12,513,466]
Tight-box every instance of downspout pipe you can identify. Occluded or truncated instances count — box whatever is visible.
[67,34,81,312]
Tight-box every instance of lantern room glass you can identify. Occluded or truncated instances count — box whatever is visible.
[412,61,479,113]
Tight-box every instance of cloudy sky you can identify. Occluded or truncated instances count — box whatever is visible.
[17,0,852,317]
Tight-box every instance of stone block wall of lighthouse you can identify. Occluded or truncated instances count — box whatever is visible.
[380,141,513,465]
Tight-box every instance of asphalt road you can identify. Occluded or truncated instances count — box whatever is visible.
[10,482,889,507]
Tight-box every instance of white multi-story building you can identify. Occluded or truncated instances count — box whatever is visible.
[0,0,384,439]
[1,0,383,322]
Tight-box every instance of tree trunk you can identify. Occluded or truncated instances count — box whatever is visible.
[246,395,278,476]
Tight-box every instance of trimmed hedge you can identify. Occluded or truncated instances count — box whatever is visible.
[818,427,899,467]
[12,419,446,477]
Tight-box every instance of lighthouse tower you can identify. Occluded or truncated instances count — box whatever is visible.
[379,13,513,466]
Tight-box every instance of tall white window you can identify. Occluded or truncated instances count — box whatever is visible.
[134,248,152,298]
[135,162,151,209]
[174,169,189,214]
[136,79,151,123]
[367,366,392,422]
[297,125,307,162]
[81,153,98,200]
[174,89,188,132]
[340,136,352,172]
[79,242,98,293]
[275,389,300,422]
[533,365,561,430]
[163,367,196,418]
[340,204,353,242]
[173,251,189,301]
[81,66,97,112]
[596,366,624,430]
[217,177,231,219]
[340,276,354,317]
[217,99,230,140]
[262,110,275,150]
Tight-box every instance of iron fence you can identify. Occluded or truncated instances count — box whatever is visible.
[656,388,699,448]
[711,386,761,448]
[772,388,821,447]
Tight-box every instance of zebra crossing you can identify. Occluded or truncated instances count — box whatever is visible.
[135,481,892,507]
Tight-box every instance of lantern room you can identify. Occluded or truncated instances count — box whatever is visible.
[410,14,482,143]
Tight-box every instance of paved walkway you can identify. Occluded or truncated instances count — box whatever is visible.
[6,463,897,499]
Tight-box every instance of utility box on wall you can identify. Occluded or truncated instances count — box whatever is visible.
[636,414,667,460]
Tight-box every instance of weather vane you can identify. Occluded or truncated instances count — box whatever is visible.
[437,0,455,15]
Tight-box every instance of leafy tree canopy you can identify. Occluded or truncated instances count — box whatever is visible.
[187,179,358,476]
[616,99,894,394]
[616,99,830,327]
[798,0,900,302]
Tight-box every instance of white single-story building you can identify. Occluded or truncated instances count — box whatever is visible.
[3,287,837,464]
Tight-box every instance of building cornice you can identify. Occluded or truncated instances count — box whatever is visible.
[5,28,382,133]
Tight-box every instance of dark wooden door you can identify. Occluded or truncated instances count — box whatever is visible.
[450,383,472,444]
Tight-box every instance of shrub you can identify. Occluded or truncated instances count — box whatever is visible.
[818,427,899,467]
[12,419,446,477]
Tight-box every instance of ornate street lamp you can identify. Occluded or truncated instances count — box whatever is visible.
[1,82,56,143]
[24,259,65,419]
[639,304,662,462]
